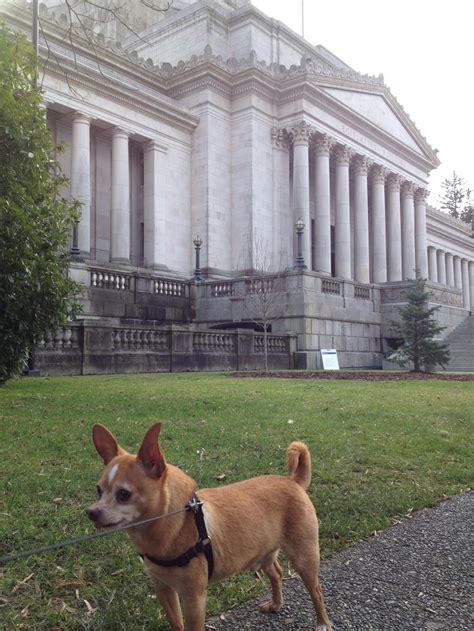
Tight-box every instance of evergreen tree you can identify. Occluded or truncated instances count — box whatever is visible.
[0,23,80,382]
[392,273,450,372]
[439,171,466,219]
[460,189,473,226]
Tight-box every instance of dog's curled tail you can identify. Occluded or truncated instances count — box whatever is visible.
[287,441,312,490]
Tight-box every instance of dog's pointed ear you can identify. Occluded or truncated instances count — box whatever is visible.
[137,422,166,478]
[92,424,125,465]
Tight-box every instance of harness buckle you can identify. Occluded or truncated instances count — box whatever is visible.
[186,494,204,513]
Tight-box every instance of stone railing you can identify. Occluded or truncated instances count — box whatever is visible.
[246,277,275,294]
[37,327,79,350]
[210,282,235,297]
[254,335,287,353]
[91,270,130,291]
[193,332,235,352]
[354,285,371,300]
[35,322,296,375]
[153,278,188,297]
[321,279,342,295]
[111,328,169,351]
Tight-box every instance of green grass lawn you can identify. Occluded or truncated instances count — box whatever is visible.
[1,373,473,629]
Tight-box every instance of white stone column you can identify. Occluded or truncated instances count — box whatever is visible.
[414,188,429,279]
[401,181,416,279]
[386,173,402,281]
[334,145,352,279]
[469,261,474,312]
[291,122,312,268]
[371,164,387,282]
[70,112,91,256]
[428,246,438,283]
[453,256,462,289]
[437,250,446,285]
[111,128,130,263]
[143,140,168,268]
[271,128,291,269]
[353,155,370,284]
[461,258,470,309]
[313,133,332,275]
[445,253,454,286]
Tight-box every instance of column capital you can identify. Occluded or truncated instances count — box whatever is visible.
[144,139,168,154]
[313,133,334,156]
[289,121,313,146]
[334,144,353,166]
[72,111,91,125]
[415,187,429,203]
[401,180,415,198]
[387,172,402,192]
[353,154,370,176]
[371,164,387,184]
[111,127,129,140]
[271,127,289,150]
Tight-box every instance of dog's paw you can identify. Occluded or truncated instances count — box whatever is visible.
[315,625,330,631]
[260,600,282,614]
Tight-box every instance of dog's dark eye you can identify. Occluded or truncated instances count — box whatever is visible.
[116,488,131,503]
[97,485,103,498]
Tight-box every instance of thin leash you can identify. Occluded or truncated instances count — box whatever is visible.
[0,506,189,566]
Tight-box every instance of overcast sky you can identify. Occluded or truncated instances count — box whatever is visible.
[253,0,473,206]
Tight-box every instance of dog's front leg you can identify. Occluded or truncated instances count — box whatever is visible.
[151,577,184,631]
[179,584,207,631]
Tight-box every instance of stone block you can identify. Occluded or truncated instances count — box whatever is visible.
[345,337,358,351]
[358,338,370,352]
[319,335,333,349]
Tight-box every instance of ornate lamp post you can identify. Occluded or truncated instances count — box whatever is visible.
[294,218,307,270]
[193,235,203,282]
[70,219,81,260]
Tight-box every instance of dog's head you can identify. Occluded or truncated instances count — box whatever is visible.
[86,422,166,529]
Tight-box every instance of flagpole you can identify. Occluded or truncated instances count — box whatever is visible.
[302,0,304,38]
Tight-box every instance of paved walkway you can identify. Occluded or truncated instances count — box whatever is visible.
[207,491,473,630]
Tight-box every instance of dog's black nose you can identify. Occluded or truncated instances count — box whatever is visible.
[86,507,100,522]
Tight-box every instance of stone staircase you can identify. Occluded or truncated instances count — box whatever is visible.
[442,315,474,372]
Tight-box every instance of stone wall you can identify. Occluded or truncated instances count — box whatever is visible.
[34,320,295,376]
[195,271,471,369]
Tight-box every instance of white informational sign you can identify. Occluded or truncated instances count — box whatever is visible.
[321,349,340,370]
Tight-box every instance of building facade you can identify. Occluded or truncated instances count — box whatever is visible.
[3,0,473,372]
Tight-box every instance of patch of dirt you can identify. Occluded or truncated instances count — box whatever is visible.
[230,371,474,381]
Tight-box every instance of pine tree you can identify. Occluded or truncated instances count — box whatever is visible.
[439,171,466,219]
[392,273,450,372]
[460,189,473,226]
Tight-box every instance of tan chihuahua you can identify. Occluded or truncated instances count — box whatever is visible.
[87,422,332,631]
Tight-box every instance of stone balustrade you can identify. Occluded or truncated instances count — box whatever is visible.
[112,328,169,351]
[35,321,295,375]
[210,282,235,297]
[91,270,130,290]
[245,277,276,294]
[154,278,188,297]
[254,335,287,353]
[321,279,342,295]
[38,327,79,350]
[354,285,371,300]
[193,332,235,352]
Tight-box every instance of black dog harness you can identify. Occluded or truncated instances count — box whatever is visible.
[140,494,214,580]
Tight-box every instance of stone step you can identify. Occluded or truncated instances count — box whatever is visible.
[442,315,474,372]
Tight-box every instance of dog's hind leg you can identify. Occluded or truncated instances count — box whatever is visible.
[284,546,332,630]
[152,579,184,631]
[259,553,284,613]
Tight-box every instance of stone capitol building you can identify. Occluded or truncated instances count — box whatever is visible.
[3,0,473,373]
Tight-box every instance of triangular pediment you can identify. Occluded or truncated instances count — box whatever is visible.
[324,87,429,157]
